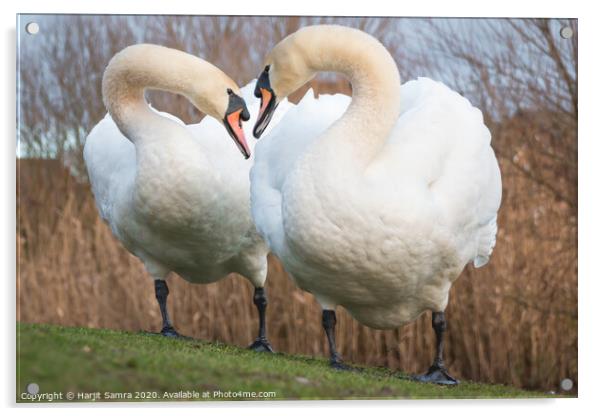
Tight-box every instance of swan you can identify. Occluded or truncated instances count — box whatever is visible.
[250,25,502,383]
[84,44,289,352]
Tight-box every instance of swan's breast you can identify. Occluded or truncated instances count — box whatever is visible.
[278,156,464,326]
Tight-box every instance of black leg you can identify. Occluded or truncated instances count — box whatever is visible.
[154,280,180,338]
[322,310,352,370]
[248,287,274,352]
[414,311,459,385]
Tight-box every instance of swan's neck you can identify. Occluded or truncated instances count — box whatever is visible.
[299,26,401,166]
[102,44,229,144]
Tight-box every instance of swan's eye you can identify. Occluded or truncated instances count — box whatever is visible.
[227,88,233,95]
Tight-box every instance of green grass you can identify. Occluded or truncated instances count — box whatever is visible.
[17,322,553,402]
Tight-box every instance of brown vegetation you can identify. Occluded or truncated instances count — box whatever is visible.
[17,16,576,391]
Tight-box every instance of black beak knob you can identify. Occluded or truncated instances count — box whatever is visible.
[241,106,250,122]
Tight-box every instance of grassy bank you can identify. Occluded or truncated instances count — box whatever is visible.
[16,323,558,402]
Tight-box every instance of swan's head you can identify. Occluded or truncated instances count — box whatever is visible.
[192,82,251,159]
[253,35,314,138]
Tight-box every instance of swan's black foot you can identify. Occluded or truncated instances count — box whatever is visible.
[329,354,357,371]
[160,326,183,338]
[330,360,354,371]
[249,337,274,353]
[413,364,459,385]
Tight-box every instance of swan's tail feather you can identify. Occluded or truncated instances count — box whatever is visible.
[473,216,498,268]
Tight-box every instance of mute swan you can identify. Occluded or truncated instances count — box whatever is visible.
[84,44,288,352]
[250,26,502,383]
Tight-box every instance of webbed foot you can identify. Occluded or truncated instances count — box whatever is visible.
[249,337,274,353]
[413,364,459,385]
[329,354,360,372]
[160,326,186,339]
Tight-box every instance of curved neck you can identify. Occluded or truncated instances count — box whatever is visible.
[102,44,231,143]
[294,26,401,165]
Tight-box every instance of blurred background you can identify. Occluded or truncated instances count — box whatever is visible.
[16,15,577,392]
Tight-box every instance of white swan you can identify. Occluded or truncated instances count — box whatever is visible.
[250,26,502,382]
[84,44,289,351]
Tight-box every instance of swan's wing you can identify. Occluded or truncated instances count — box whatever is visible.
[377,77,502,267]
[250,90,350,249]
[83,113,136,223]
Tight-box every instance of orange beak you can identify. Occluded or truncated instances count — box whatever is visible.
[253,87,278,139]
[225,109,251,159]
[258,88,272,121]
